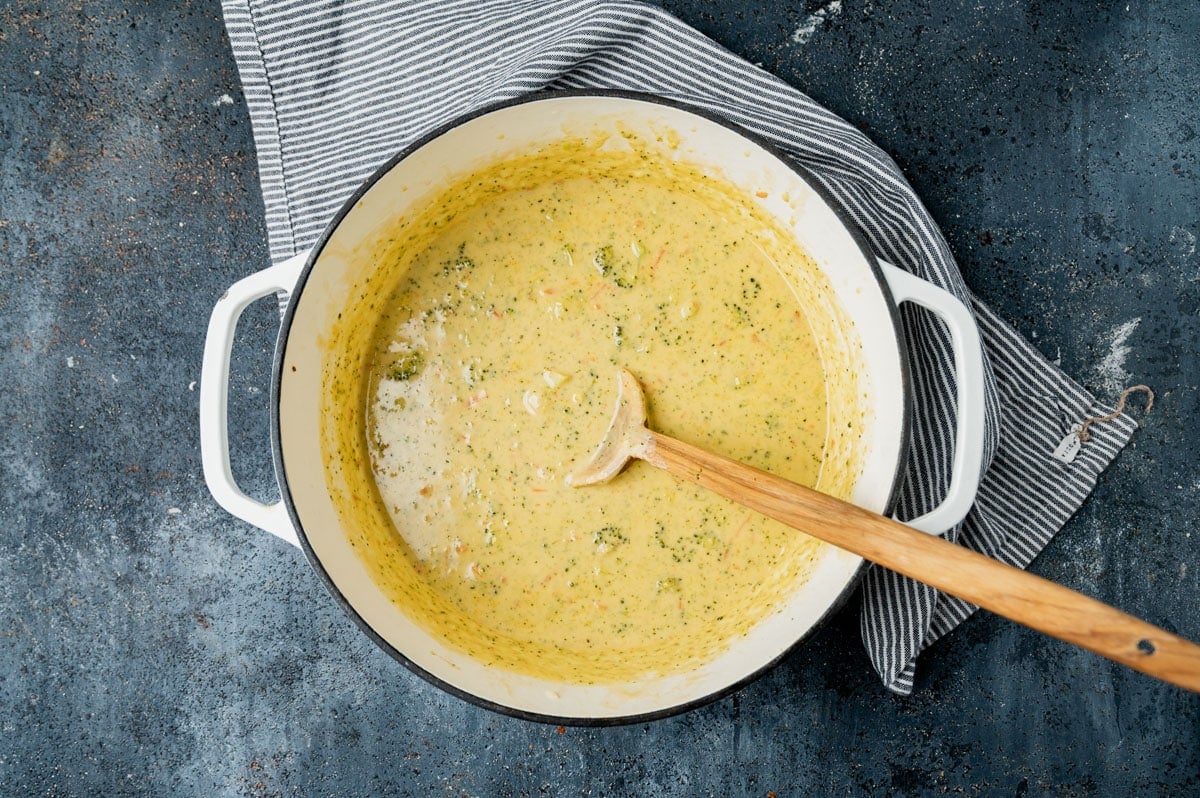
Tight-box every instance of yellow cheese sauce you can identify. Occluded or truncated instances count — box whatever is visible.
[322,134,863,684]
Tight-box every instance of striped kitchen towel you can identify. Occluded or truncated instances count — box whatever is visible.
[219,0,1138,694]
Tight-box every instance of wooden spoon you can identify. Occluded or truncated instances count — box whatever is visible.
[567,369,1200,693]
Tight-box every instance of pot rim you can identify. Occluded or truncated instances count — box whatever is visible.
[269,89,912,726]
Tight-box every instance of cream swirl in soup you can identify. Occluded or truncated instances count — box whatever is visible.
[322,134,863,684]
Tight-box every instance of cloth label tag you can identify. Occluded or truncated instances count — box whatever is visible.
[1052,424,1083,464]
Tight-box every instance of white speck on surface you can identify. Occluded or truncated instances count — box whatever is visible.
[167,507,181,515]
[791,0,843,44]
[188,381,196,391]
[110,374,118,383]
[1094,317,1141,394]
[66,356,76,368]
[212,93,234,107]
[1170,225,1196,258]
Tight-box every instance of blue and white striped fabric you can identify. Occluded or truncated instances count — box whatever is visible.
[220,0,1138,693]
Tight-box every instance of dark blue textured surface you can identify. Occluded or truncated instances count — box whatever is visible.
[2,1,1197,794]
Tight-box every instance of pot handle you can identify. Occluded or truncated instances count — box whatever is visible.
[878,261,987,535]
[200,253,308,547]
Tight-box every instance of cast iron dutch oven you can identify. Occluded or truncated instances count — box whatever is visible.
[201,92,985,724]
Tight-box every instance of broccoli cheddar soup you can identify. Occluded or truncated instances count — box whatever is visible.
[321,134,865,684]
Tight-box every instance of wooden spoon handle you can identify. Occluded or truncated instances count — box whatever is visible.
[648,430,1200,693]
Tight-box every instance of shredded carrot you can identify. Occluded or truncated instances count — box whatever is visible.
[722,512,755,560]
[650,247,666,279]
[588,280,613,308]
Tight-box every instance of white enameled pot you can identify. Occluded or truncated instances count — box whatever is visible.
[200,92,985,724]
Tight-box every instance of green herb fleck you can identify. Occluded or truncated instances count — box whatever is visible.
[593,525,628,549]
[724,301,751,325]
[439,243,476,276]
[593,245,636,288]
[387,350,425,381]
[656,577,682,594]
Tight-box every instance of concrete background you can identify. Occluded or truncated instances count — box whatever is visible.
[2,0,1197,794]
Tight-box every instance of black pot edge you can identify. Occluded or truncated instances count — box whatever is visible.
[268,88,913,727]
